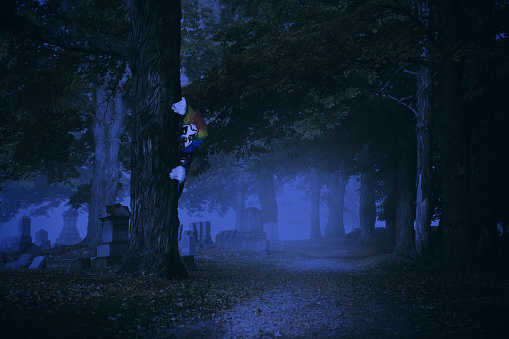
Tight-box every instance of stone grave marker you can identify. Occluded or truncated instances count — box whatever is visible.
[35,229,48,246]
[91,204,131,270]
[29,256,47,269]
[180,231,197,270]
[4,254,33,269]
[13,217,33,252]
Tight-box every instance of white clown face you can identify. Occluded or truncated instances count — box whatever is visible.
[181,124,198,149]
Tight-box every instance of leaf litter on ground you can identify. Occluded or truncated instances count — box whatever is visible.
[1,237,509,338]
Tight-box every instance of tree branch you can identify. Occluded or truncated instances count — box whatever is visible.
[0,3,130,59]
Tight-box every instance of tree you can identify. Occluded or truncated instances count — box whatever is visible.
[2,0,187,278]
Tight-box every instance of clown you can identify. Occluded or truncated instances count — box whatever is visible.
[170,97,207,198]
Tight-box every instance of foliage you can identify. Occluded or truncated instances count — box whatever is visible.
[1,239,509,337]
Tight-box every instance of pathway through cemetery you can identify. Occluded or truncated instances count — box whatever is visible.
[1,238,509,338]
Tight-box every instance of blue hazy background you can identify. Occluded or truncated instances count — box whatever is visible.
[0,181,386,244]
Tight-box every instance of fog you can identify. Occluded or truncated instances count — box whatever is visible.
[0,181,386,245]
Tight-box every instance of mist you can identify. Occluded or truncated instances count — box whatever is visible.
[0,178,384,245]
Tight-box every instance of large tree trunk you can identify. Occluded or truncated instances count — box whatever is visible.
[414,64,433,256]
[414,0,433,257]
[438,2,473,274]
[257,173,278,224]
[440,56,472,273]
[394,135,416,257]
[310,168,322,240]
[84,85,126,245]
[384,168,397,248]
[471,113,498,271]
[323,172,347,239]
[121,0,187,279]
[359,170,376,240]
[234,181,246,230]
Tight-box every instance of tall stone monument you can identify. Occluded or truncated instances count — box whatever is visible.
[12,216,33,252]
[55,209,82,245]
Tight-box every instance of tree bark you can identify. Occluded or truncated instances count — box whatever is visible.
[359,170,376,240]
[384,168,397,248]
[310,168,322,240]
[394,135,416,257]
[414,64,433,256]
[84,85,126,245]
[257,173,278,224]
[234,181,246,230]
[440,55,472,273]
[323,172,347,239]
[121,0,188,279]
[438,1,473,273]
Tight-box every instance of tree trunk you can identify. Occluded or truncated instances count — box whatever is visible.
[84,85,126,245]
[394,135,416,257]
[310,168,322,240]
[436,0,475,273]
[384,168,397,248]
[359,170,376,240]
[234,181,246,230]
[415,64,433,256]
[121,0,187,279]
[257,173,278,224]
[440,55,472,273]
[323,172,347,239]
[470,83,498,272]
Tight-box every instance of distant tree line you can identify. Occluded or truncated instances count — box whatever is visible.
[1,0,508,277]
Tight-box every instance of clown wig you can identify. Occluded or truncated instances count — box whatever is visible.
[182,106,208,152]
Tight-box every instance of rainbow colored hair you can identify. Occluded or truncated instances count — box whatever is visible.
[181,106,207,152]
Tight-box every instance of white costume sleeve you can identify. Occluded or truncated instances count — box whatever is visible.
[171,97,187,116]
[169,166,186,183]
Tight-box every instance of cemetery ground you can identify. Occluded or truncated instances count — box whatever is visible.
[1,235,509,339]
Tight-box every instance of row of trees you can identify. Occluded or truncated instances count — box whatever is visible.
[1,0,508,277]
[182,0,509,273]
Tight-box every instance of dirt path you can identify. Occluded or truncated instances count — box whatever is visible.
[2,239,508,338]
[160,240,509,338]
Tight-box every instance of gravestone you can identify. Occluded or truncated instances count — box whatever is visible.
[180,231,197,270]
[194,221,213,247]
[13,217,33,252]
[35,229,48,246]
[91,204,131,270]
[4,254,33,269]
[1,236,17,252]
[215,208,268,251]
[55,209,82,245]
[29,256,47,269]
[263,222,284,251]
[180,231,196,256]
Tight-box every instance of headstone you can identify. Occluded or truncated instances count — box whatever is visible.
[215,208,268,251]
[12,217,33,252]
[203,221,213,245]
[180,231,196,256]
[35,229,49,246]
[180,231,197,270]
[4,254,33,269]
[1,236,17,252]
[189,222,198,244]
[29,256,47,269]
[237,207,266,239]
[92,204,131,270]
[55,209,82,245]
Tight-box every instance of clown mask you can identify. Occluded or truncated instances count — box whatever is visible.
[181,124,198,149]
